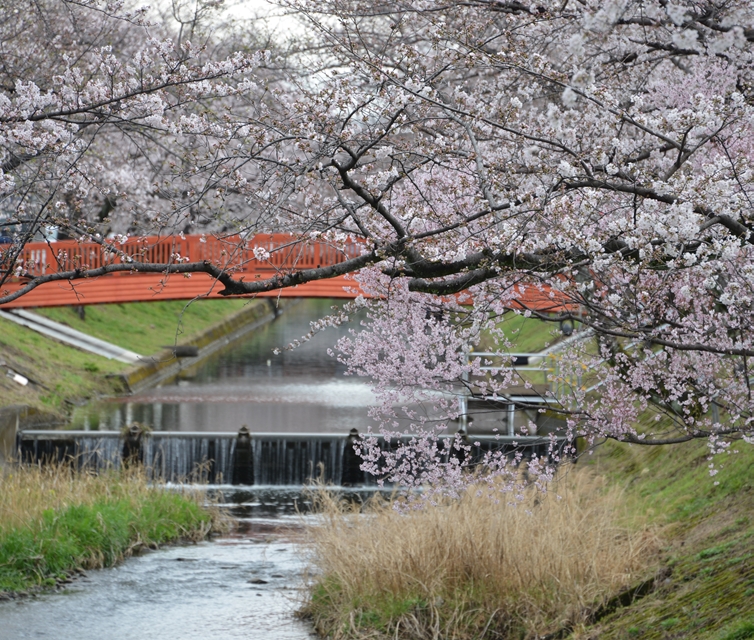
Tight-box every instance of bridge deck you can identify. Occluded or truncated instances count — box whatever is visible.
[0,234,572,310]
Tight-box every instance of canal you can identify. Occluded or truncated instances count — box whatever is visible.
[86,298,377,434]
[1,299,375,639]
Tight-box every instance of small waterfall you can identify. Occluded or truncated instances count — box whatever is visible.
[253,436,345,485]
[145,434,237,484]
[76,434,122,470]
[19,433,121,470]
[15,430,354,485]
[15,429,569,485]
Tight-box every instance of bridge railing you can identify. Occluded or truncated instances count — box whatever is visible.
[0,235,577,311]
[1,233,365,279]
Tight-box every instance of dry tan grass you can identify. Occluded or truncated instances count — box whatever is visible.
[0,462,215,538]
[0,464,141,533]
[304,467,660,639]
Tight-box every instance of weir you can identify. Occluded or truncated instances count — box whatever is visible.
[15,428,569,486]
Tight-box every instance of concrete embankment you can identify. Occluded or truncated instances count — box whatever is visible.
[0,406,63,463]
[120,298,285,393]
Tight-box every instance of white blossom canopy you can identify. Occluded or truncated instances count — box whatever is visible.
[2,0,754,490]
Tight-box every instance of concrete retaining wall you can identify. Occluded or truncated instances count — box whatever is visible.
[0,405,63,463]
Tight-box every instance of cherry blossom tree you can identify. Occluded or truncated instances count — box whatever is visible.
[3,0,754,491]
[0,0,264,274]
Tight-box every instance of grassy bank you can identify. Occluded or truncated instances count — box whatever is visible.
[303,438,754,639]
[0,463,217,596]
[36,298,252,356]
[302,472,659,639]
[0,298,261,414]
[575,439,754,639]
[477,312,559,354]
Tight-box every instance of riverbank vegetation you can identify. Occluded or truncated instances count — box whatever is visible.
[576,439,754,639]
[303,471,659,639]
[36,299,251,357]
[476,313,563,355]
[0,463,217,597]
[0,298,256,414]
[303,438,754,639]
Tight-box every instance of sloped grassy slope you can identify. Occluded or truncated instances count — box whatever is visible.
[0,299,256,414]
[36,298,251,355]
[577,439,754,640]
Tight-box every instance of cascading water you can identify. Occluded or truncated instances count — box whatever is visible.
[16,430,369,485]
[146,434,237,484]
[253,435,344,485]
[17,427,565,487]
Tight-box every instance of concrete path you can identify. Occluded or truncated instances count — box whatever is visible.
[0,309,143,364]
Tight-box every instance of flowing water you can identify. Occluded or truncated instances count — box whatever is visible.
[0,518,315,640]
[1,300,378,639]
[0,487,390,640]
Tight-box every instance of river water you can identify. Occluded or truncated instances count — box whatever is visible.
[0,522,315,640]
[1,300,377,640]
[90,298,377,434]
[0,487,384,640]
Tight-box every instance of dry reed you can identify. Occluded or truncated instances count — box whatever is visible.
[0,464,150,534]
[303,468,660,639]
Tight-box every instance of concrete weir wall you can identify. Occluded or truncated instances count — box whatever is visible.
[0,405,63,463]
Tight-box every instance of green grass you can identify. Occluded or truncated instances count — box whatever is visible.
[477,312,560,354]
[36,298,251,355]
[0,465,215,595]
[0,298,254,414]
[0,493,209,593]
[0,317,125,412]
[718,620,754,640]
[575,438,754,640]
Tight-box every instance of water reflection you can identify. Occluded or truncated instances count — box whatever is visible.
[210,486,393,519]
[99,299,377,434]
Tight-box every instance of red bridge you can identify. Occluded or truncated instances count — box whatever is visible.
[0,234,571,311]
